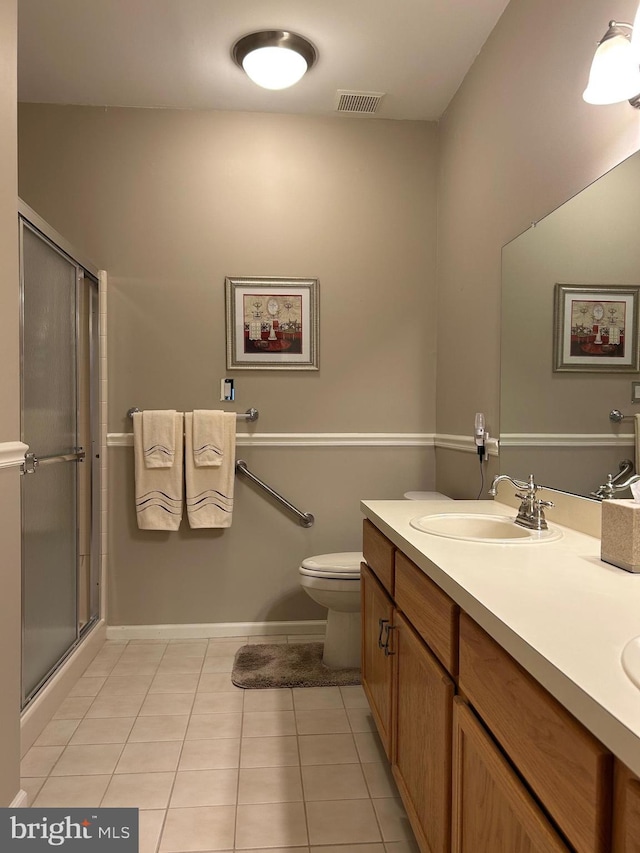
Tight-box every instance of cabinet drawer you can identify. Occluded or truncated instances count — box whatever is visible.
[459,613,612,853]
[363,519,395,595]
[395,551,458,675]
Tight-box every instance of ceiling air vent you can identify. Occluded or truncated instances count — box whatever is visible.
[335,90,385,115]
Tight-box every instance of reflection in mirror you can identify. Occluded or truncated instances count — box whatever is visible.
[500,150,640,499]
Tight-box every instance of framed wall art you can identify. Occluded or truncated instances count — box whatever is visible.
[553,283,640,373]
[225,276,319,370]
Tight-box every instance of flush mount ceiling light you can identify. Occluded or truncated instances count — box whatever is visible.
[232,30,318,91]
[583,13,640,107]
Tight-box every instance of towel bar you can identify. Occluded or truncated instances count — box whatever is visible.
[127,407,259,422]
[235,459,314,528]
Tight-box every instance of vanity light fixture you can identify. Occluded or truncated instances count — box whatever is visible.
[232,30,318,90]
[583,10,640,107]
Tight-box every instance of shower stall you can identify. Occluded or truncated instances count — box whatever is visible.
[19,203,102,709]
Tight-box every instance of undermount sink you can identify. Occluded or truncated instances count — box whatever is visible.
[622,637,640,689]
[409,513,563,544]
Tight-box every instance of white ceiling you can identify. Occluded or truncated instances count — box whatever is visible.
[18,0,510,121]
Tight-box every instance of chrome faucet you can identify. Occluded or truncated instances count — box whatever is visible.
[591,471,640,500]
[489,473,554,531]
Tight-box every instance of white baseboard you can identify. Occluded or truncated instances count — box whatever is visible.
[10,789,28,808]
[106,620,327,641]
[21,620,107,757]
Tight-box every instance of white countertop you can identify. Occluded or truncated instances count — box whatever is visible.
[361,498,640,777]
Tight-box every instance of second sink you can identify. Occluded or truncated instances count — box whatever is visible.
[409,513,563,544]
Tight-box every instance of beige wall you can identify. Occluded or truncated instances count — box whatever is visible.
[436,0,640,497]
[0,0,22,806]
[18,106,437,625]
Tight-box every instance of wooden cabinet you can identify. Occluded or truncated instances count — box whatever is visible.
[361,518,616,853]
[613,762,640,852]
[395,550,458,675]
[361,534,458,853]
[452,698,570,853]
[393,610,455,853]
[361,561,394,759]
[459,613,612,853]
[363,518,395,595]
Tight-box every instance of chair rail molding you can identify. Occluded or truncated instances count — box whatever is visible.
[0,441,28,469]
[108,432,436,448]
[500,433,633,447]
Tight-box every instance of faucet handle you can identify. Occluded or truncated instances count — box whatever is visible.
[536,499,554,509]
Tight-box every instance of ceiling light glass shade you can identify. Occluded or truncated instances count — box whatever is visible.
[583,26,640,104]
[242,46,308,90]
[232,31,318,91]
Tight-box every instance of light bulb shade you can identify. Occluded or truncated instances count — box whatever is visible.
[232,31,317,90]
[583,26,640,104]
[242,46,308,90]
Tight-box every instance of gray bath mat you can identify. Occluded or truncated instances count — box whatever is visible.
[231,642,361,689]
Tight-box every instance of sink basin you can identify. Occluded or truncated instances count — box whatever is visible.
[622,637,640,689]
[409,513,563,544]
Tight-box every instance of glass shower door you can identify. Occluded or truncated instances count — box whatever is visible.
[21,222,81,705]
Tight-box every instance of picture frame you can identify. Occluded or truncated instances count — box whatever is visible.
[225,276,319,370]
[553,283,640,373]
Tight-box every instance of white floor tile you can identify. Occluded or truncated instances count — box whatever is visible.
[235,802,308,849]
[306,800,382,846]
[102,771,175,809]
[26,637,417,853]
[33,774,111,807]
[160,805,236,852]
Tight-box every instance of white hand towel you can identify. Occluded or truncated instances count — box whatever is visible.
[193,409,225,467]
[185,411,236,528]
[635,414,640,474]
[142,409,177,468]
[134,411,184,530]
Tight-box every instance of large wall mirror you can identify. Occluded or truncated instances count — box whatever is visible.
[500,150,640,499]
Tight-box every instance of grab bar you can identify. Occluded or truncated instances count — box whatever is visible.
[610,409,634,423]
[127,407,259,422]
[235,459,314,528]
[591,458,635,499]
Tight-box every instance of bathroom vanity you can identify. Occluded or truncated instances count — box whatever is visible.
[360,499,640,853]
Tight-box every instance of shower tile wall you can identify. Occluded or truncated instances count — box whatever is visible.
[21,636,418,853]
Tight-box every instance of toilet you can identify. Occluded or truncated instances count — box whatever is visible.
[299,492,451,671]
[299,552,363,670]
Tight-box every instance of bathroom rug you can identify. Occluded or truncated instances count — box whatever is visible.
[231,642,361,689]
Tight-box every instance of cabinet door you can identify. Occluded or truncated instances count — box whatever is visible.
[392,610,454,853]
[452,698,570,853]
[459,613,611,853]
[361,561,394,758]
[613,761,640,852]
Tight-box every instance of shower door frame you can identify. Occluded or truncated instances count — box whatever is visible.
[18,200,102,709]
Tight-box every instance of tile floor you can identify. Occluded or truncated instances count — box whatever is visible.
[21,635,418,853]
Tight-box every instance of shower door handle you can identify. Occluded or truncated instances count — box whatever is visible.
[21,448,85,475]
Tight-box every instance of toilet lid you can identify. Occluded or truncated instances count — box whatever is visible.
[300,552,362,578]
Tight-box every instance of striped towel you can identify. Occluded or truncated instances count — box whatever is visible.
[142,409,176,468]
[133,411,184,530]
[193,410,225,467]
[185,412,236,528]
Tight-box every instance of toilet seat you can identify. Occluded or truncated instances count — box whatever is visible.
[299,552,362,580]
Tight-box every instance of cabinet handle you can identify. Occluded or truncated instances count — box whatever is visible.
[378,618,389,649]
[382,623,396,656]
